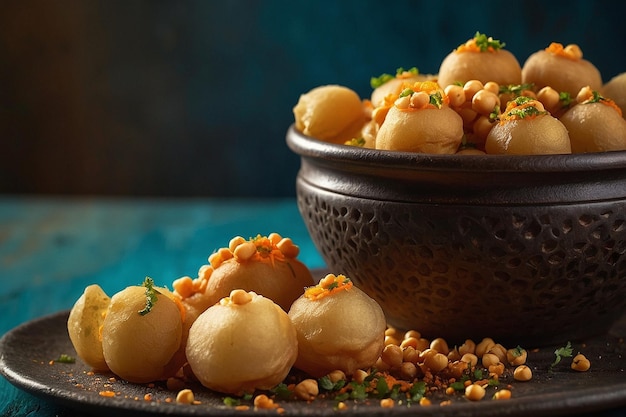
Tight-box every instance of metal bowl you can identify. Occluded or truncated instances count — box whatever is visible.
[286,124,626,346]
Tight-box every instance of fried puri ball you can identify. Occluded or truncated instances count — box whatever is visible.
[602,72,626,117]
[101,279,183,383]
[293,84,367,144]
[485,96,571,155]
[522,43,602,97]
[288,274,386,378]
[375,81,463,153]
[560,87,626,153]
[437,32,522,88]
[186,290,298,395]
[67,284,111,371]
[174,233,314,313]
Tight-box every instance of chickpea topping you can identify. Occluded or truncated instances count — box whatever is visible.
[172,276,194,299]
[176,389,195,404]
[463,80,484,99]
[228,236,246,252]
[513,365,533,381]
[224,289,253,306]
[398,361,418,380]
[233,241,257,261]
[404,329,421,339]
[465,383,486,401]
[294,379,319,401]
[352,369,369,384]
[445,84,466,107]
[276,237,299,258]
[571,354,591,372]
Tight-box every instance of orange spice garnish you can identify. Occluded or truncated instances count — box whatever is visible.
[577,86,623,117]
[304,274,353,301]
[545,42,583,60]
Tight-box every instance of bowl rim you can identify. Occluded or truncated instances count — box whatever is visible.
[286,124,626,173]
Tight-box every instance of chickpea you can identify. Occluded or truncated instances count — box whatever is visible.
[465,383,486,401]
[506,347,528,366]
[445,84,466,108]
[175,389,195,404]
[380,398,395,408]
[493,389,512,400]
[513,365,533,381]
[294,379,319,401]
[327,370,346,383]
[571,354,591,372]
[482,353,501,368]
[472,89,500,116]
[488,344,508,364]
[463,80,484,99]
[475,338,496,358]
[381,344,403,369]
[458,339,476,356]
[483,81,500,95]
[430,337,450,355]
[460,353,478,367]
[398,361,418,380]
[423,351,449,373]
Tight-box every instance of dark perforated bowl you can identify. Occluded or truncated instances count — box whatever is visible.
[286,124,626,347]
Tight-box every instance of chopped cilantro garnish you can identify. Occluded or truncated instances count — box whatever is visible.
[138,277,159,316]
[550,341,573,371]
[56,354,75,363]
[559,91,573,106]
[345,137,366,147]
[370,67,419,89]
[499,83,535,96]
[399,88,414,98]
[429,91,444,108]
[408,381,427,402]
[473,31,505,51]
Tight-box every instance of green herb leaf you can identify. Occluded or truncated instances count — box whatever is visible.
[474,32,505,51]
[138,277,160,316]
[408,381,427,402]
[271,383,292,400]
[56,354,75,363]
[550,341,573,370]
[429,92,444,108]
[223,397,241,406]
[370,73,395,89]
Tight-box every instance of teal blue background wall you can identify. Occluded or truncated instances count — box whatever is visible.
[1,0,624,197]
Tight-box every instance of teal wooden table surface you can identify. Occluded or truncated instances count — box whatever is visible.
[0,196,325,416]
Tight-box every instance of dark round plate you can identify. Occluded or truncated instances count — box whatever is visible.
[1,310,626,417]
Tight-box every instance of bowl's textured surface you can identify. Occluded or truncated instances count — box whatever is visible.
[287,125,626,346]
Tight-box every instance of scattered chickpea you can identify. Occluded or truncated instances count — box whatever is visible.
[506,347,528,366]
[328,370,346,383]
[419,397,432,406]
[481,353,501,368]
[423,351,449,373]
[176,389,195,404]
[513,365,533,381]
[254,394,279,409]
[294,379,319,401]
[465,383,486,401]
[476,338,496,358]
[430,337,450,355]
[380,398,395,408]
[352,369,369,384]
[381,344,404,369]
[460,353,478,367]
[458,339,476,356]
[571,354,591,372]
[398,361,418,380]
[493,389,512,400]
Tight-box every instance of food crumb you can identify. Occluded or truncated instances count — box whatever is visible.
[98,390,116,397]
[144,393,153,401]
